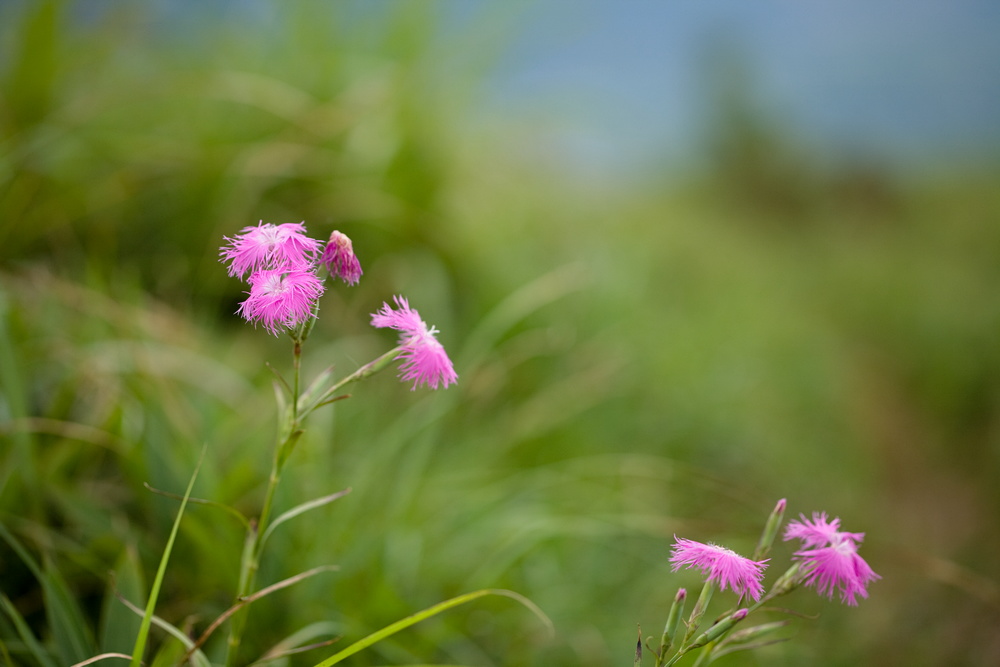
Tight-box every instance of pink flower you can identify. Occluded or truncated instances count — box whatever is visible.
[784,513,879,606]
[371,296,457,390]
[669,537,768,602]
[220,222,320,278]
[783,512,865,548]
[320,230,363,285]
[238,266,325,335]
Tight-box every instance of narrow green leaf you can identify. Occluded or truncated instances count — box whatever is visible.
[266,362,293,399]
[70,653,133,666]
[116,594,212,667]
[0,593,58,667]
[309,589,552,667]
[717,620,790,647]
[273,378,290,429]
[709,637,791,661]
[310,393,351,411]
[0,638,15,667]
[275,429,305,470]
[100,546,146,654]
[0,522,94,663]
[42,554,96,664]
[150,637,184,667]
[253,621,339,664]
[143,482,250,530]
[149,636,186,667]
[182,565,339,663]
[296,365,336,414]
[129,444,206,667]
[260,487,351,548]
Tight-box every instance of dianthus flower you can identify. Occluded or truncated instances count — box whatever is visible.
[370,295,457,390]
[220,222,320,278]
[320,230,363,285]
[784,513,879,606]
[669,537,768,602]
[238,266,325,335]
[783,512,865,548]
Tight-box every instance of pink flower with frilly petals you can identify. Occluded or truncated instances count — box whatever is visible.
[670,537,768,602]
[784,513,879,605]
[794,539,880,606]
[371,296,457,390]
[220,222,320,278]
[784,512,865,548]
[320,230,363,285]
[238,266,325,335]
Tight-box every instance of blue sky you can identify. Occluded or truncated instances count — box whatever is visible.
[459,0,1000,173]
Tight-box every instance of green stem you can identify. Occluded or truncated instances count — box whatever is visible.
[291,339,302,423]
[225,340,304,666]
[223,342,399,666]
[299,347,401,420]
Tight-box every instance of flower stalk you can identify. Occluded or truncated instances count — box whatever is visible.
[654,588,686,667]
[218,222,457,665]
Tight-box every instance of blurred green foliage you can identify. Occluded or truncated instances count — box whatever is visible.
[2,1,1000,666]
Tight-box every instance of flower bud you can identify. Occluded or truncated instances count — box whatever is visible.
[689,608,749,649]
[753,498,787,560]
[321,230,363,285]
[658,588,687,657]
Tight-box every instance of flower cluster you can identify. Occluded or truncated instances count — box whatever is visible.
[221,221,456,390]
[221,223,368,336]
[784,512,880,606]
[669,505,877,607]
[657,503,878,665]
[221,222,355,335]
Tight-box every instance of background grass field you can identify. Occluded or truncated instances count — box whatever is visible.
[2,2,999,666]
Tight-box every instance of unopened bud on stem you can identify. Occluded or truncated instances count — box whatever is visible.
[657,588,687,664]
[689,608,749,649]
[753,498,787,560]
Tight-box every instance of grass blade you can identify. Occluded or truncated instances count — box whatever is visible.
[709,637,791,661]
[100,546,146,655]
[182,564,339,663]
[41,554,96,663]
[143,482,250,530]
[70,653,133,666]
[296,365,336,415]
[253,621,339,664]
[309,589,552,667]
[0,592,58,667]
[129,444,206,667]
[259,487,351,548]
[116,594,212,667]
[0,522,94,663]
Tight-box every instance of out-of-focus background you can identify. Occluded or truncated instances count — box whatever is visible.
[2,1,999,665]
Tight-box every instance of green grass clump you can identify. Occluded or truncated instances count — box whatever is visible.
[2,2,1000,666]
